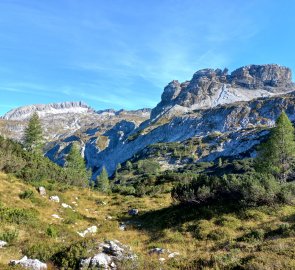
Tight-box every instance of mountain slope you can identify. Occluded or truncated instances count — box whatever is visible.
[1,64,294,177]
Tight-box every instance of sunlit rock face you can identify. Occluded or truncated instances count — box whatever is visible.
[150,64,294,120]
[1,64,295,177]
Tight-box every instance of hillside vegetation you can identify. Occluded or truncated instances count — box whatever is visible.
[1,172,295,269]
[0,112,295,269]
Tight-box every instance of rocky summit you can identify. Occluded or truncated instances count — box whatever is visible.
[1,64,294,177]
[150,64,294,120]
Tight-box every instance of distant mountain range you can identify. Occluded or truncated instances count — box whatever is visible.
[1,64,295,177]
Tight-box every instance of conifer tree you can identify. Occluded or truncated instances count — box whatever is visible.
[65,143,90,186]
[256,111,295,182]
[126,161,132,171]
[23,112,43,151]
[97,166,110,193]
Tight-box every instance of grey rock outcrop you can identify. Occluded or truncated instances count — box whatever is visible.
[9,256,47,270]
[80,240,136,270]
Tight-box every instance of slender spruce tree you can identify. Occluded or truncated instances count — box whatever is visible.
[65,143,90,186]
[23,112,43,151]
[255,111,295,182]
[97,166,110,193]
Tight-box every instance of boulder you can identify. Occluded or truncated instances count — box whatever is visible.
[80,240,136,269]
[80,253,115,269]
[61,203,72,209]
[149,247,165,255]
[9,256,47,270]
[128,209,139,216]
[119,223,126,231]
[0,240,7,248]
[77,225,98,237]
[49,195,60,203]
[37,187,46,196]
[168,252,180,258]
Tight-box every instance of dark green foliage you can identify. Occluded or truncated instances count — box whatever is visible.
[19,189,34,199]
[52,240,95,269]
[0,135,72,184]
[137,159,160,175]
[96,166,111,193]
[46,225,59,238]
[256,111,295,181]
[0,229,18,243]
[172,173,295,207]
[239,229,265,242]
[23,112,44,151]
[112,185,136,195]
[64,143,90,187]
[24,242,64,262]
[126,160,133,171]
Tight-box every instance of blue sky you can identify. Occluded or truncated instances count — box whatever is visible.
[0,0,295,115]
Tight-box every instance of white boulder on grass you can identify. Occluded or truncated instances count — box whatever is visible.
[37,187,46,196]
[61,203,72,209]
[0,240,7,248]
[49,195,60,203]
[77,225,98,237]
[80,240,137,269]
[9,256,47,270]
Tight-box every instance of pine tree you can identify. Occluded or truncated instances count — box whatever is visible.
[256,111,295,182]
[65,143,90,186]
[218,157,223,168]
[23,112,43,151]
[126,161,132,171]
[97,166,110,193]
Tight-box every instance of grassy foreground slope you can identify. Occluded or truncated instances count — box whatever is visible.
[0,172,295,269]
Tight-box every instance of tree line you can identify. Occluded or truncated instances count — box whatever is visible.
[172,112,295,206]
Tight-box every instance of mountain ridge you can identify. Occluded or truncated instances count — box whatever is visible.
[1,63,295,177]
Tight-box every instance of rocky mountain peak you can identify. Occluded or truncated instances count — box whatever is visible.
[230,64,292,88]
[151,64,294,120]
[2,101,94,120]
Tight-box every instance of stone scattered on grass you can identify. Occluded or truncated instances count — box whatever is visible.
[37,187,46,197]
[77,225,98,237]
[9,256,47,270]
[149,248,165,255]
[49,195,60,203]
[61,203,72,209]
[128,208,139,216]
[52,214,62,219]
[149,248,180,261]
[80,240,137,270]
[0,240,7,248]
[168,252,180,258]
[119,223,126,231]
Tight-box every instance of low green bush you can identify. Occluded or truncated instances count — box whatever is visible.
[52,240,95,269]
[0,229,18,243]
[19,189,34,199]
[0,207,38,225]
[172,173,295,207]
